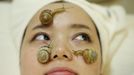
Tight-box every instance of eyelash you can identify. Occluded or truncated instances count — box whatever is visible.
[73,33,92,42]
[31,32,50,42]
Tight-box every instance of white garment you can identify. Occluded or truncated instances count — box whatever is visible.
[10,0,127,75]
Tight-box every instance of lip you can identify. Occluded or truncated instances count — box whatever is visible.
[45,67,77,75]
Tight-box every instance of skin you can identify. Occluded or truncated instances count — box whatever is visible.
[20,2,102,75]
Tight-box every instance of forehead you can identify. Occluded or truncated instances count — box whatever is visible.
[27,2,96,31]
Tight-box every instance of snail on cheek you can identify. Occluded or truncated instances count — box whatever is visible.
[73,49,98,64]
[37,46,51,64]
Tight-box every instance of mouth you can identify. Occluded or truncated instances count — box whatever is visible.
[45,67,78,75]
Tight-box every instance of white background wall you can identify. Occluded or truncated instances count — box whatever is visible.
[0,0,134,75]
[0,2,19,75]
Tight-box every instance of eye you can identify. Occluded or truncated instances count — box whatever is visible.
[32,32,50,42]
[73,33,91,42]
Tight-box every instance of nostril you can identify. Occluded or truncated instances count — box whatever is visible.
[53,55,58,58]
[63,55,68,58]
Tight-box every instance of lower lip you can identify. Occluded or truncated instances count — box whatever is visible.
[47,70,76,75]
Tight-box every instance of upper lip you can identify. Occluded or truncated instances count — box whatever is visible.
[45,67,77,75]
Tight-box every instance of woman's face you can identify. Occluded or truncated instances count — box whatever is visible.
[21,2,102,75]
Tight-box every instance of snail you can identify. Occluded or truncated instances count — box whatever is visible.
[73,48,98,64]
[83,49,98,64]
[37,46,51,64]
[39,7,66,25]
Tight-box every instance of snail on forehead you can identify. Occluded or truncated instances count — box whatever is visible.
[73,48,98,64]
[39,5,66,25]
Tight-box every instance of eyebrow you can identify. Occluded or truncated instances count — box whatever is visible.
[70,24,90,30]
[32,24,47,30]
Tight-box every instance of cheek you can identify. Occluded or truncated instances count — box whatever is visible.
[73,49,101,75]
[20,46,40,73]
[75,57,101,75]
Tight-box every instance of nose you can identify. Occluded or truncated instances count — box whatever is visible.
[51,44,73,61]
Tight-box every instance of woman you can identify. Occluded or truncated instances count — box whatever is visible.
[11,0,127,75]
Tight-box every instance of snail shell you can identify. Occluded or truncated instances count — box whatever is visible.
[39,9,53,25]
[83,49,97,64]
[37,46,50,64]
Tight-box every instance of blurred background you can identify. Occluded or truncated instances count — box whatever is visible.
[0,0,134,75]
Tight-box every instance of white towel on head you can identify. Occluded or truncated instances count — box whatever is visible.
[11,0,127,75]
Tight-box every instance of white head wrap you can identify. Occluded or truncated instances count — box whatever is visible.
[11,0,127,75]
